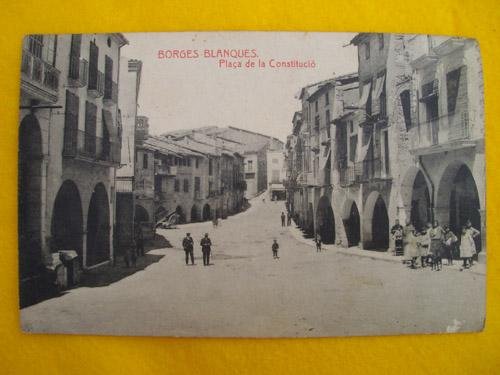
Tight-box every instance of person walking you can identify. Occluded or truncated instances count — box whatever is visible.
[460,226,476,270]
[272,239,279,259]
[281,212,286,227]
[200,233,212,266]
[135,225,145,257]
[443,225,458,266]
[429,220,445,271]
[182,232,195,265]
[287,212,291,226]
[391,219,404,256]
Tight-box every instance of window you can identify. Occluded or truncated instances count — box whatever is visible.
[378,34,384,50]
[183,179,189,192]
[315,100,318,112]
[247,160,253,171]
[187,158,191,167]
[69,35,82,79]
[245,173,255,179]
[272,170,280,183]
[63,90,79,155]
[349,135,357,163]
[43,35,57,66]
[174,179,180,192]
[379,76,387,117]
[349,121,354,133]
[143,153,148,169]
[314,115,320,131]
[104,55,113,99]
[326,110,331,139]
[194,177,201,192]
[84,101,97,155]
[383,130,390,175]
[325,92,329,105]
[88,41,99,90]
[28,35,43,58]
[366,80,372,115]
[195,158,199,168]
[400,90,412,131]
[209,181,213,194]
[365,41,370,59]
[446,67,462,113]
[209,159,213,175]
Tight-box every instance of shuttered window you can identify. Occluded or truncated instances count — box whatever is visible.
[88,41,99,90]
[84,101,97,155]
[63,90,79,155]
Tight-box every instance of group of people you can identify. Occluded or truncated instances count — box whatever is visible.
[391,219,481,271]
[182,232,213,266]
[280,211,292,227]
[124,225,145,267]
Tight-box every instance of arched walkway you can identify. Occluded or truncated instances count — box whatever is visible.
[51,180,83,258]
[401,166,431,231]
[19,115,43,278]
[342,200,360,247]
[316,196,335,244]
[363,191,389,250]
[190,204,199,222]
[202,203,212,221]
[437,163,482,252]
[175,205,186,224]
[87,183,110,266]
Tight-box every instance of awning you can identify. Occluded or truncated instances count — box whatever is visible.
[372,74,386,100]
[358,81,372,107]
[356,133,372,163]
[102,110,119,143]
[319,144,331,170]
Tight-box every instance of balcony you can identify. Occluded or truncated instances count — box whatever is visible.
[339,166,357,187]
[88,69,104,98]
[408,111,475,155]
[63,129,121,165]
[156,164,177,176]
[355,158,388,182]
[104,80,118,105]
[21,49,60,102]
[68,56,88,87]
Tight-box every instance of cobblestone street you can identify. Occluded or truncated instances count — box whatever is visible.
[21,195,485,337]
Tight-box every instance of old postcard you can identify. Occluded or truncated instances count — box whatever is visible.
[18,32,485,337]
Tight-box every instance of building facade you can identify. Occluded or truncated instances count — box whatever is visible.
[267,148,286,200]
[19,33,127,304]
[285,34,485,260]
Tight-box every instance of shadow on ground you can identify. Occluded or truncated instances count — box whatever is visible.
[79,253,165,288]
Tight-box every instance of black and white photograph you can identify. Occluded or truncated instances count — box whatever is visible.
[18,32,485,337]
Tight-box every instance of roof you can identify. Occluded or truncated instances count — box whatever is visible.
[144,136,203,157]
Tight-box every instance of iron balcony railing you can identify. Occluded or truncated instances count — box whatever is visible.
[104,80,118,104]
[63,128,121,164]
[410,111,471,150]
[156,164,177,176]
[339,165,357,187]
[21,49,60,101]
[68,56,88,87]
[88,69,104,97]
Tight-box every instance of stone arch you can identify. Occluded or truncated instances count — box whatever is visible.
[316,195,335,244]
[135,204,150,223]
[401,166,432,231]
[175,205,186,224]
[342,199,360,247]
[19,115,44,278]
[190,204,200,222]
[363,191,389,250]
[202,203,212,221]
[436,162,482,251]
[51,180,84,258]
[86,183,110,267]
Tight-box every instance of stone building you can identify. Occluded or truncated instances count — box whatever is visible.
[19,33,127,304]
[285,33,485,259]
[132,127,246,239]
[115,58,142,254]
[267,147,286,200]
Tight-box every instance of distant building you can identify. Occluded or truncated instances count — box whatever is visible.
[267,148,286,200]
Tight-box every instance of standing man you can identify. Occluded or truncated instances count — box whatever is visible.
[281,212,286,227]
[182,232,194,265]
[391,219,404,256]
[429,220,445,270]
[287,211,291,226]
[135,224,145,257]
[201,233,212,266]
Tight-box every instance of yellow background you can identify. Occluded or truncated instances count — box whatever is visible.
[1,1,499,373]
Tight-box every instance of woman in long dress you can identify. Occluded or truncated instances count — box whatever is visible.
[460,226,476,269]
[405,229,420,269]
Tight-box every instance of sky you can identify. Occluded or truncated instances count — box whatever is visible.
[122,32,358,142]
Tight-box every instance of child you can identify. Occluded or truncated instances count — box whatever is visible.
[272,239,279,259]
[443,226,458,266]
[315,234,322,252]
